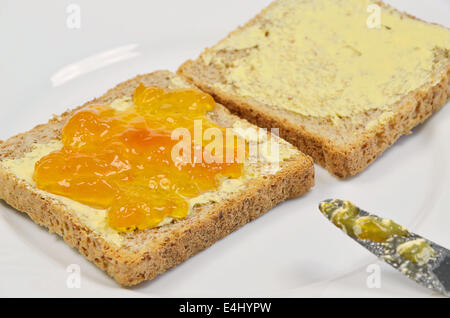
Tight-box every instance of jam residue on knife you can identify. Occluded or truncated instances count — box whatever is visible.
[319,200,409,242]
[319,199,437,265]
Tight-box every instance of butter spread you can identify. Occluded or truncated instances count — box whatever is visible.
[396,238,436,265]
[202,0,450,120]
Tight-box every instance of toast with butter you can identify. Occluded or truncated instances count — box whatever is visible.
[178,0,450,178]
[0,71,314,286]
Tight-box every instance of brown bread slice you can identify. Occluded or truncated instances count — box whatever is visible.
[178,0,450,178]
[0,71,314,286]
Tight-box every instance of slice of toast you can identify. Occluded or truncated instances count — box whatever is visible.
[0,71,314,286]
[178,0,450,178]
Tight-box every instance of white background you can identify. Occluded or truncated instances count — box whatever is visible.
[0,0,449,297]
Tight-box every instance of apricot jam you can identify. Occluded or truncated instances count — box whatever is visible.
[34,84,246,232]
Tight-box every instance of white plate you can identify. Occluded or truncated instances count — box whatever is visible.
[0,0,449,298]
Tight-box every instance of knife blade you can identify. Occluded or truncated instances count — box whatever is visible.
[319,199,450,296]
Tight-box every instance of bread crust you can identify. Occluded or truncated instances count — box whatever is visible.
[0,70,314,286]
[177,0,450,178]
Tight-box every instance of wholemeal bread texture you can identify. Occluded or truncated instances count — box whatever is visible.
[0,71,314,286]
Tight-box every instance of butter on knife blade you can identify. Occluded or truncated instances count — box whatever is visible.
[319,199,450,297]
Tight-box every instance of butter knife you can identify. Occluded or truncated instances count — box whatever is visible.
[319,199,450,296]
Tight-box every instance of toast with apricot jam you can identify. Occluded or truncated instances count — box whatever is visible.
[0,71,314,286]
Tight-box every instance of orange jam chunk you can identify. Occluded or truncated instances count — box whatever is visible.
[34,84,246,232]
